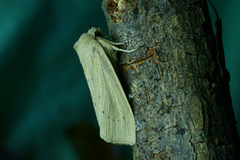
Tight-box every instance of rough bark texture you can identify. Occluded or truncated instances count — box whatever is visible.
[102,0,240,159]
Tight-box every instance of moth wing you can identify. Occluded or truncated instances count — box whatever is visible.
[74,34,99,108]
[96,50,136,145]
[75,35,135,145]
[74,34,102,120]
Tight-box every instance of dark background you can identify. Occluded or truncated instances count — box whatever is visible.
[0,0,239,159]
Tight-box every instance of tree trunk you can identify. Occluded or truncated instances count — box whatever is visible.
[102,0,240,159]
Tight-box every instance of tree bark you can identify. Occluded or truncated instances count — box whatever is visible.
[102,0,240,159]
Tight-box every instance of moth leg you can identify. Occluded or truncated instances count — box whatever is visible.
[101,38,127,48]
[109,41,126,46]
[98,37,137,52]
[111,46,137,53]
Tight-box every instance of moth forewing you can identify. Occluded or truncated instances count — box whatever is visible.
[74,27,136,145]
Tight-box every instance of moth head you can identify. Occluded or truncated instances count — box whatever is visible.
[87,27,105,38]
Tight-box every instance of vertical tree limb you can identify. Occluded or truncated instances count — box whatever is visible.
[102,0,240,159]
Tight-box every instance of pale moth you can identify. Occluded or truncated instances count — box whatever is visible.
[73,27,136,145]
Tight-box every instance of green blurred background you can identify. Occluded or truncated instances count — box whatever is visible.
[0,0,239,159]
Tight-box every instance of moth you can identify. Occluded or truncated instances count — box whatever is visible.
[73,27,136,145]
